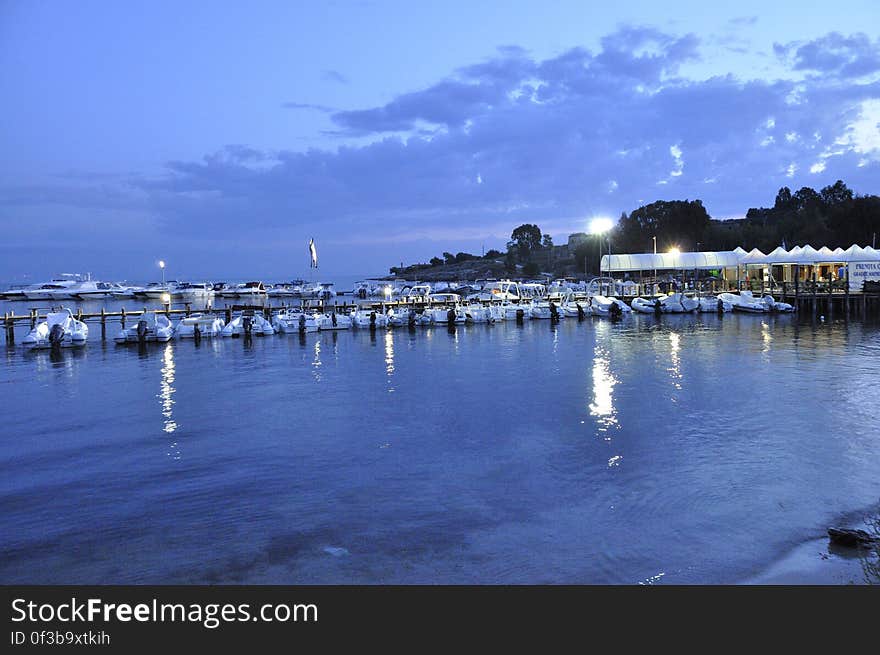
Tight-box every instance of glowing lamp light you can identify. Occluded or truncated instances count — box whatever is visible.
[668,247,680,255]
[590,217,614,235]
[161,293,171,303]
[158,260,166,269]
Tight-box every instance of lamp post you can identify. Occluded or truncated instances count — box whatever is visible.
[652,236,657,294]
[159,260,166,286]
[590,217,613,278]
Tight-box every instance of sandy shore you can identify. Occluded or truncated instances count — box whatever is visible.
[744,515,877,585]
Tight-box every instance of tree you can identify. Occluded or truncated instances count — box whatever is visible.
[483,249,502,259]
[430,256,444,267]
[542,234,554,249]
[774,186,793,210]
[613,200,710,253]
[522,262,540,277]
[507,224,542,262]
[820,180,853,207]
[504,249,517,273]
[455,252,478,263]
[442,251,455,265]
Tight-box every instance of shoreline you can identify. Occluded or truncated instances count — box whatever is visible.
[742,507,878,585]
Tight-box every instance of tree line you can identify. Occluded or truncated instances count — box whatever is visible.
[610,180,879,255]
[391,179,879,276]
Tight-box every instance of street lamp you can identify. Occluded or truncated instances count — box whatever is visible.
[590,217,613,276]
[652,236,657,293]
[158,260,166,286]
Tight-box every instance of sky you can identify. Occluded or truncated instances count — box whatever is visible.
[1,0,879,281]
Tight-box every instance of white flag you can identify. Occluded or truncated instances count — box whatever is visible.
[309,238,318,268]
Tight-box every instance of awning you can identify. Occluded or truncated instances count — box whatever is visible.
[601,250,751,272]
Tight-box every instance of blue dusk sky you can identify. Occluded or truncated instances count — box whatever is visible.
[1,0,879,281]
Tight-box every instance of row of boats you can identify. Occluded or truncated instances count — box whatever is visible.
[20,288,793,350]
[2,275,630,304]
[1,278,340,302]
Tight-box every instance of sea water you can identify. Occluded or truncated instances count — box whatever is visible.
[1,302,878,583]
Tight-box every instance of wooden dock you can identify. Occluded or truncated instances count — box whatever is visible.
[2,297,501,343]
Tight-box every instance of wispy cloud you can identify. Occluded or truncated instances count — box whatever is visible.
[281,102,337,113]
[321,69,349,84]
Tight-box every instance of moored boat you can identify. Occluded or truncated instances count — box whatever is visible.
[221,311,275,336]
[174,313,225,338]
[115,313,174,342]
[22,308,88,349]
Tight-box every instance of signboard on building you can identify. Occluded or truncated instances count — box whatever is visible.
[849,262,880,292]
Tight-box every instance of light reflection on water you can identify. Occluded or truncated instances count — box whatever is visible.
[1,313,879,584]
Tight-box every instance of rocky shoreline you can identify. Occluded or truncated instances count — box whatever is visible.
[744,506,879,585]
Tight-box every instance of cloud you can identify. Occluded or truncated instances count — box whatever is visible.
[322,69,349,84]
[728,16,758,27]
[282,102,336,113]
[774,32,880,78]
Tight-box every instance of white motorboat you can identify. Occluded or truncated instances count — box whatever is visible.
[221,311,275,336]
[351,308,389,328]
[135,282,175,300]
[272,308,319,333]
[499,301,531,321]
[530,299,564,319]
[718,292,766,313]
[67,281,117,300]
[213,283,236,298]
[561,298,591,318]
[467,279,522,302]
[1,283,43,301]
[420,294,468,325]
[589,295,631,316]
[110,284,138,299]
[226,281,267,301]
[302,282,336,300]
[115,313,174,342]
[757,294,795,313]
[463,303,498,323]
[659,293,699,313]
[387,307,414,327]
[171,282,215,304]
[267,283,302,298]
[401,284,432,302]
[315,312,352,331]
[697,296,732,313]
[22,308,88,349]
[174,313,225,338]
[23,281,78,301]
[631,296,665,314]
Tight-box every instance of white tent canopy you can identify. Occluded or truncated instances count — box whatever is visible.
[600,244,880,272]
[750,244,880,264]
[601,250,751,272]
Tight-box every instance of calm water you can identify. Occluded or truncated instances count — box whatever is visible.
[1,304,879,584]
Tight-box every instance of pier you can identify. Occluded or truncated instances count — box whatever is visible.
[4,287,880,344]
[2,296,514,343]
